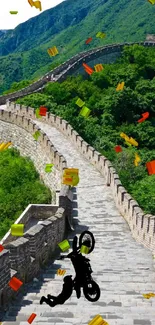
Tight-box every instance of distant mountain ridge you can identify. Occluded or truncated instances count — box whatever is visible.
[0,30,12,38]
[0,0,155,93]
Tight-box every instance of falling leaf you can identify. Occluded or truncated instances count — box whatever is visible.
[47,46,59,56]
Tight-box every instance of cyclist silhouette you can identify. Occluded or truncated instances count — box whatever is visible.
[40,275,73,307]
[61,236,93,293]
[40,236,93,306]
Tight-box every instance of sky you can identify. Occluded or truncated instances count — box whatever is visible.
[0,0,64,30]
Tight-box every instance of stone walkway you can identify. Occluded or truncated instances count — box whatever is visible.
[1,107,155,325]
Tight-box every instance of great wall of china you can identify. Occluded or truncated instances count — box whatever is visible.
[0,41,155,324]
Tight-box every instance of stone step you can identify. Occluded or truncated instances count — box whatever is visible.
[16,304,155,313]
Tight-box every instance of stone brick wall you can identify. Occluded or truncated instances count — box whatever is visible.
[5,101,155,257]
[0,111,65,195]
[0,206,71,309]
[146,34,155,42]
[57,42,155,82]
[0,204,59,246]
[0,108,74,310]
[0,42,155,104]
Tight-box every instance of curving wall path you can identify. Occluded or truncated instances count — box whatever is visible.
[0,42,155,324]
[0,41,155,105]
[0,101,155,325]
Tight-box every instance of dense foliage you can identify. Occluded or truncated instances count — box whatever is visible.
[3,80,33,94]
[0,0,155,93]
[0,148,52,239]
[16,45,155,215]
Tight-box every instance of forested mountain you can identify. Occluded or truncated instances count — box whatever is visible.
[15,45,155,216]
[0,30,10,38]
[0,0,155,94]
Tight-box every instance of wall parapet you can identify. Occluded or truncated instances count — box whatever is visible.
[0,42,155,104]
[0,108,74,310]
[0,204,59,246]
[4,101,155,258]
[0,206,71,309]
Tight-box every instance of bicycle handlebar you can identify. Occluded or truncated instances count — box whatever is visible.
[59,247,82,260]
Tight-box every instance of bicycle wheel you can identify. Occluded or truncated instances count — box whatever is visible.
[83,280,100,302]
[79,231,95,253]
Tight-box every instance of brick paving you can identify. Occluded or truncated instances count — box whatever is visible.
[1,108,155,325]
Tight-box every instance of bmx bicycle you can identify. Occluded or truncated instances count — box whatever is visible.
[60,230,100,302]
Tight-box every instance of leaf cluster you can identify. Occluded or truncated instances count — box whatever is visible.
[0,148,51,239]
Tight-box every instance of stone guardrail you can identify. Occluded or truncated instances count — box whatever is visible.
[0,46,96,105]
[0,204,58,246]
[0,108,74,310]
[146,34,155,42]
[57,41,155,82]
[0,41,155,105]
[5,101,155,258]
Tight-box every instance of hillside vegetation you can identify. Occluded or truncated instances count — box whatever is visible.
[0,0,155,94]
[15,44,155,215]
[0,148,51,239]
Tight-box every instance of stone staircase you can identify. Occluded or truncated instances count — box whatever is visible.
[1,107,155,325]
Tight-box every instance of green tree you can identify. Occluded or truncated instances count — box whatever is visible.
[131,175,155,215]
[0,148,52,239]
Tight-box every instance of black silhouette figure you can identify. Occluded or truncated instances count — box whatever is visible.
[60,231,100,302]
[40,231,100,306]
[63,236,92,286]
[40,275,73,307]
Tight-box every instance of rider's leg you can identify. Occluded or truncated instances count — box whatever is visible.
[40,296,57,307]
[47,294,56,300]
[40,296,46,304]
[74,283,81,298]
[73,276,81,299]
